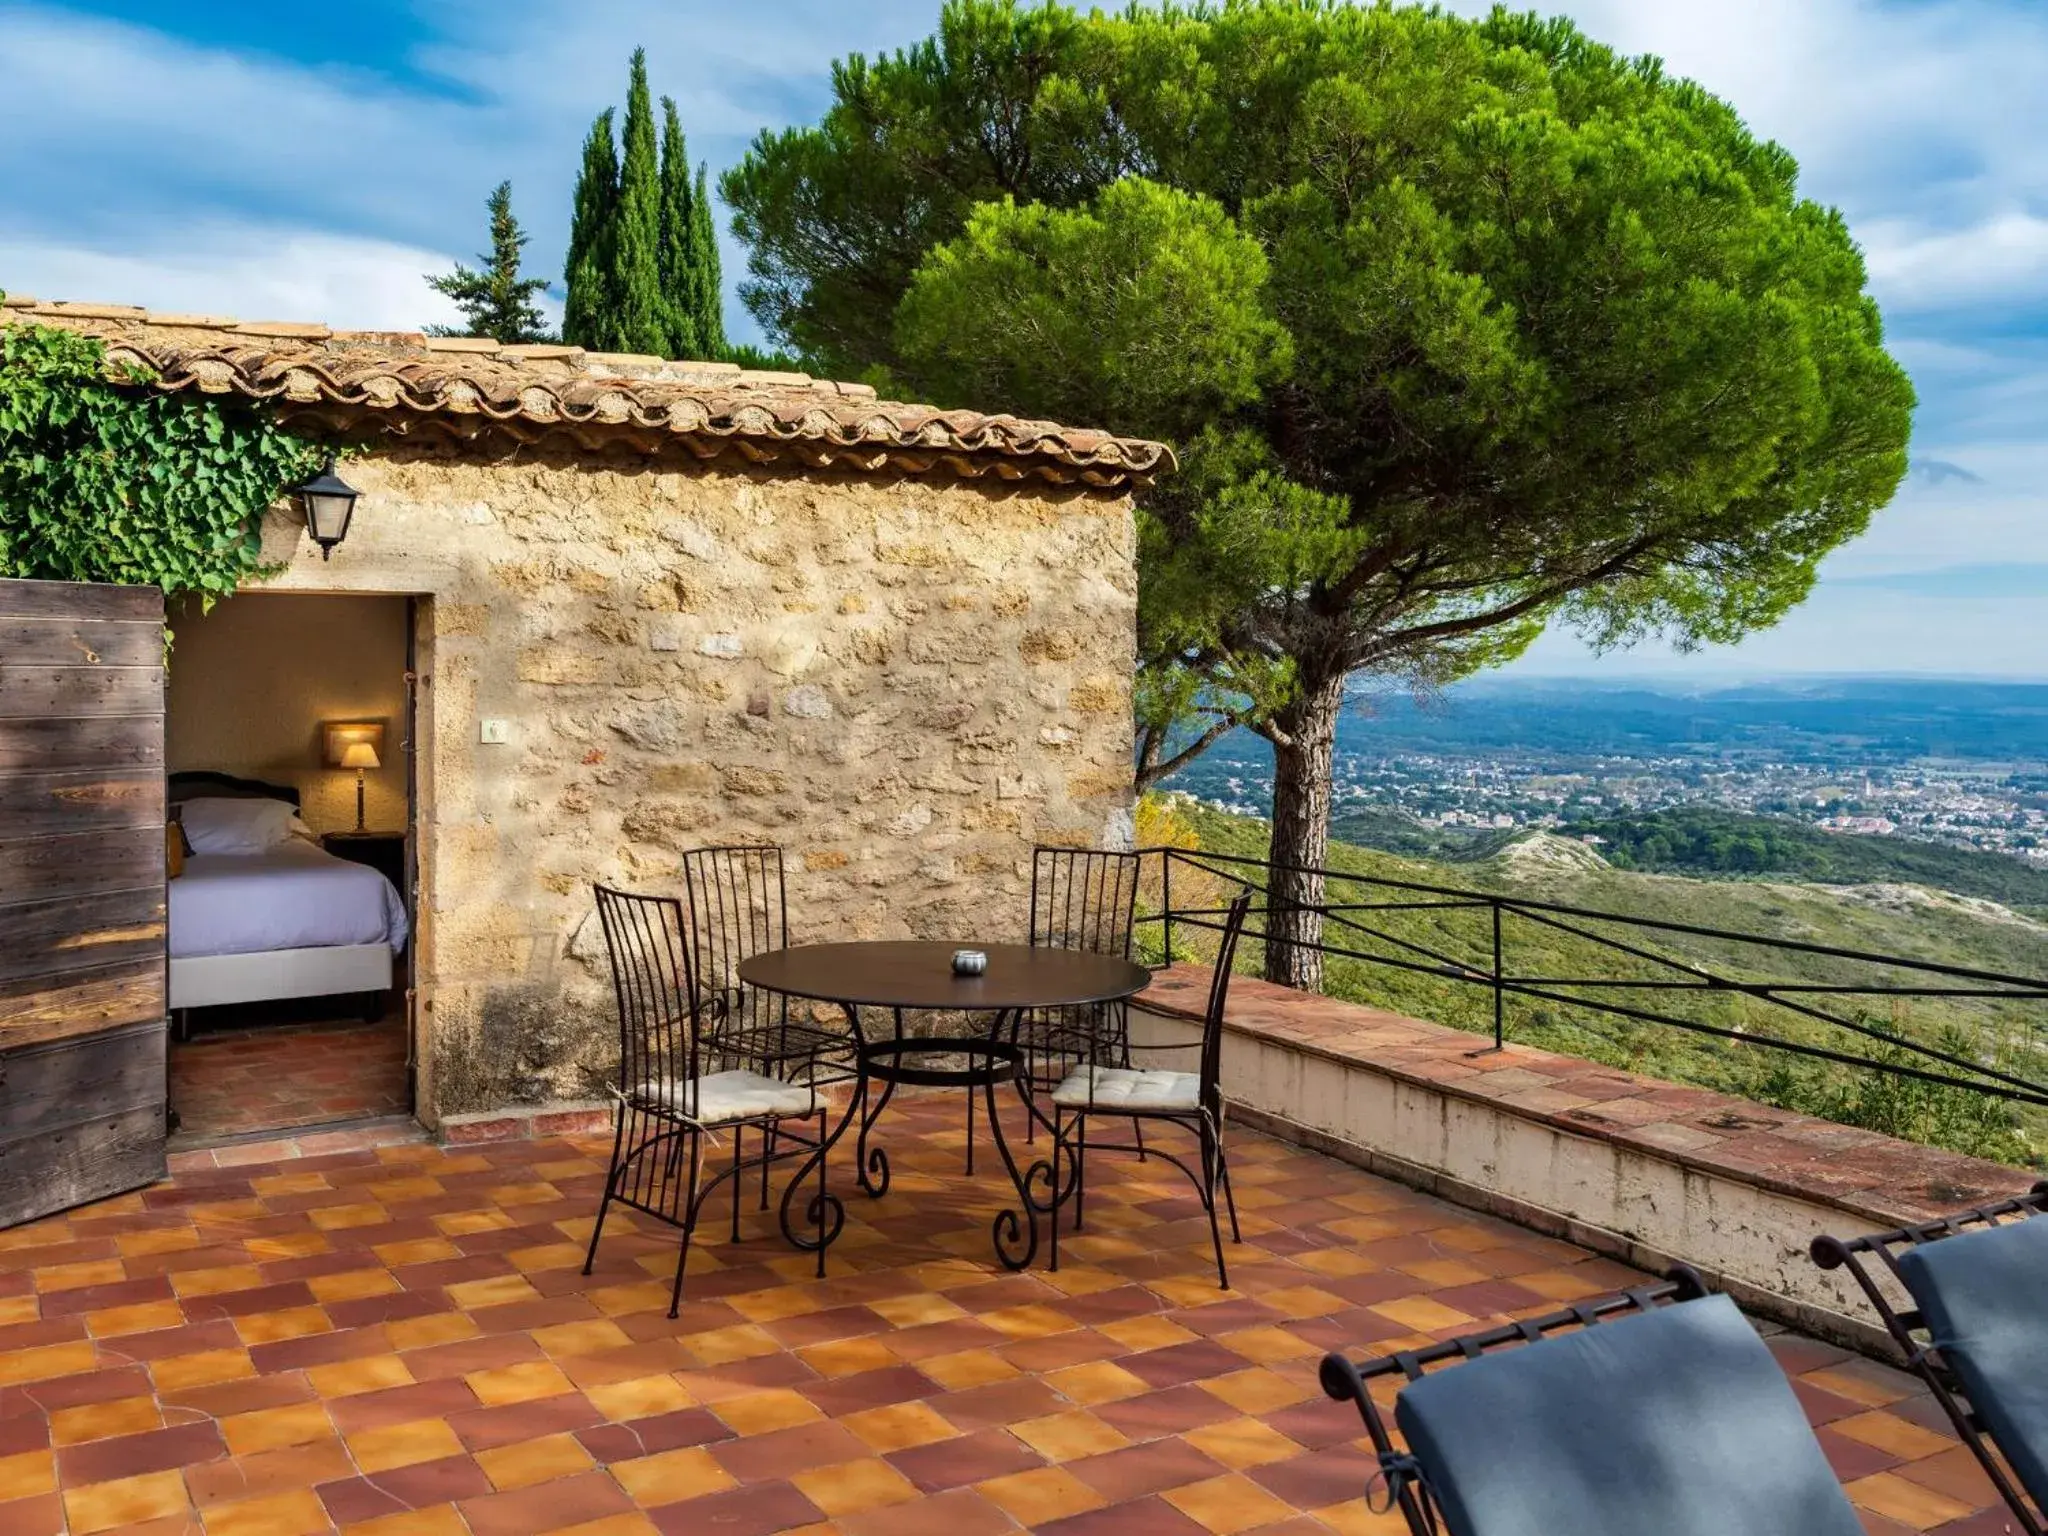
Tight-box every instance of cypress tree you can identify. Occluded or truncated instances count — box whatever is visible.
[565,51,727,358]
[604,48,666,355]
[562,108,618,349]
[657,97,700,358]
[687,162,726,357]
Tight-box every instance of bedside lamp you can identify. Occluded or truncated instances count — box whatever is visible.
[323,723,385,832]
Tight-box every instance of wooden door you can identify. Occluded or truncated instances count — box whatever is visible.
[0,577,168,1226]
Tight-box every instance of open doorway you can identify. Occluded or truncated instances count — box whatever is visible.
[164,592,416,1142]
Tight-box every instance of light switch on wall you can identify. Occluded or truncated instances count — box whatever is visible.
[479,719,510,744]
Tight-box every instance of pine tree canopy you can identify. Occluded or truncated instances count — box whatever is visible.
[426,181,552,344]
[724,0,1916,990]
[563,52,728,360]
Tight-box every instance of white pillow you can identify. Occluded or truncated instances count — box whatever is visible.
[180,797,296,855]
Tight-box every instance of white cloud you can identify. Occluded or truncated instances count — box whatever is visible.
[1861,211,2048,312]
[0,228,467,332]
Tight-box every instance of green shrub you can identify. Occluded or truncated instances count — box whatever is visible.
[1,304,325,602]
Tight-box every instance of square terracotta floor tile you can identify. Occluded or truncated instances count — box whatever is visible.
[976,1465,1108,1525]
[61,1469,191,1534]
[842,1402,961,1455]
[475,1431,595,1491]
[789,1456,921,1517]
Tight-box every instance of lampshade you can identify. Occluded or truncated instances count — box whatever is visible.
[323,721,386,769]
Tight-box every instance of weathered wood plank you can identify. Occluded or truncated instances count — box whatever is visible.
[0,964,164,1052]
[0,716,164,773]
[0,578,163,622]
[0,619,166,667]
[0,1102,166,1227]
[0,664,164,719]
[0,582,168,1226]
[0,825,162,905]
[0,1019,163,1140]
[0,768,164,840]
[0,888,166,985]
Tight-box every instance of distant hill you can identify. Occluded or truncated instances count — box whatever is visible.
[1321,803,2048,912]
[1582,807,2048,910]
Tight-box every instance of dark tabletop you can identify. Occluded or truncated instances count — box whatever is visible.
[737,941,1152,1011]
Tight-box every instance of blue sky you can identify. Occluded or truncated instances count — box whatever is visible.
[2,0,2043,678]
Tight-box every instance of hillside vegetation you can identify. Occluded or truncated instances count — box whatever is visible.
[1588,807,2048,910]
[1328,803,2048,914]
[1155,800,2047,1168]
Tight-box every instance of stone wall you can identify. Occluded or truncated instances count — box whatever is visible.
[247,445,1137,1122]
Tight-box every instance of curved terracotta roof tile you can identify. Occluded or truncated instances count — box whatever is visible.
[2,295,1172,489]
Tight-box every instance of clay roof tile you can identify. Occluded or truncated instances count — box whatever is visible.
[0,294,1172,488]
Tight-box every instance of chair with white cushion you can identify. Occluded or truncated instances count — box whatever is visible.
[581,883,830,1317]
[1045,891,1252,1288]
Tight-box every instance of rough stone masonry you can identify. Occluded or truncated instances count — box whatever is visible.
[255,448,1138,1122]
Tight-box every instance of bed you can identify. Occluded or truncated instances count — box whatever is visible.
[168,772,409,1017]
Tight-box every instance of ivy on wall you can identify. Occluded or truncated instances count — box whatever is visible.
[0,303,328,601]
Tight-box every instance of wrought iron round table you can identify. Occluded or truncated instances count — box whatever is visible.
[737,941,1151,1273]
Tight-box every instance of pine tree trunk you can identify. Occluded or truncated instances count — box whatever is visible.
[1263,672,1344,993]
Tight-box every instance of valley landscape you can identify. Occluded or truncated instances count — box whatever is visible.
[1156,677,2048,1168]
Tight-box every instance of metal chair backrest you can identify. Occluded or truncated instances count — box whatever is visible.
[681,845,789,1066]
[594,883,700,1115]
[1199,892,1254,1112]
[1812,1182,2048,1534]
[1030,847,1141,957]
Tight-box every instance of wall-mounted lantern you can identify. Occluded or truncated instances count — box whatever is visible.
[296,459,361,559]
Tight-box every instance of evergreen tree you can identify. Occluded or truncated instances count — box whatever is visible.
[426,181,552,343]
[604,47,666,355]
[657,97,700,358]
[565,51,727,359]
[686,162,725,357]
[727,1,1915,991]
[562,108,619,349]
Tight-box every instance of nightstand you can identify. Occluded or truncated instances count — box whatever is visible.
[321,830,408,892]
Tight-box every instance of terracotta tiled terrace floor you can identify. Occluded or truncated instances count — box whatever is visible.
[0,1094,2012,1535]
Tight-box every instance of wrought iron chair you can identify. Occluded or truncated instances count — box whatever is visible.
[1812,1181,2048,1535]
[680,845,857,1088]
[1319,1268,1866,1536]
[1043,890,1250,1288]
[981,848,1142,1170]
[580,884,832,1317]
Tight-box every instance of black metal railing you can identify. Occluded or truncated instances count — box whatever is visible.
[1136,844,2048,1111]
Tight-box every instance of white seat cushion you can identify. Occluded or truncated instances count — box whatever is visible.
[1050,1065,1201,1113]
[630,1069,816,1126]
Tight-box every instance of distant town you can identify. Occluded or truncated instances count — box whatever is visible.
[1164,677,2048,866]
[1195,752,2048,862]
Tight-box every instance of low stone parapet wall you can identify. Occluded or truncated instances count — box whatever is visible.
[1133,965,2039,1353]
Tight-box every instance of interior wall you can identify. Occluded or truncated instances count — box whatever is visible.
[167,592,409,834]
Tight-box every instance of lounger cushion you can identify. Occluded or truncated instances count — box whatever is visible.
[630,1070,815,1126]
[1394,1293,1863,1536]
[1896,1214,2048,1511]
[1050,1066,1200,1112]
